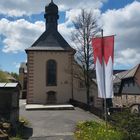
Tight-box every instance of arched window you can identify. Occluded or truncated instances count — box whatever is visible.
[46,60,57,86]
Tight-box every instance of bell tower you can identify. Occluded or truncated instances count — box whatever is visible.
[44,0,59,30]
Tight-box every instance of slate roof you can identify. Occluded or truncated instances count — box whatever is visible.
[26,29,75,52]
[122,64,140,79]
[113,64,140,84]
[113,71,129,83]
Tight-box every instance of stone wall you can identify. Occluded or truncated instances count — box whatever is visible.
[113,94,140,107]
[73,77,102,109]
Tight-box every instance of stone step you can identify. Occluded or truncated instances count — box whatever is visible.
[29,135,74,140]
[26,104,74,110]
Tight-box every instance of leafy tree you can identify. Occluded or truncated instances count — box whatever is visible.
[0,70,19,82]
[72,9,100,105]
[11,72,19,81]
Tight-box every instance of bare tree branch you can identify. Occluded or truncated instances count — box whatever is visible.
[72,9,100,105]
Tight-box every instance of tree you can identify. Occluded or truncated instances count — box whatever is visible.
[0,69,19,82]
[72,9,100,105]
[0,70,9,82]
[10,72,19,81]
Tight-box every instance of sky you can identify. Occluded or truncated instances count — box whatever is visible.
[0,0,140,73]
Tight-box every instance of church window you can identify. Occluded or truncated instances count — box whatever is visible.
[46,60,57,86]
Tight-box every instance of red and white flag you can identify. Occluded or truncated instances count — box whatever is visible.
[92,36,114,98]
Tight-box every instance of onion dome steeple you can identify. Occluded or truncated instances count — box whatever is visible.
[44,0,59,30]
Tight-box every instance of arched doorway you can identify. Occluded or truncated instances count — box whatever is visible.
[47,91,57,104]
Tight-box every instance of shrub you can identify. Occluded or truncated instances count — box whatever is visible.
[19,117,30,126]
[110,110,140,140]
[75,121,125,140]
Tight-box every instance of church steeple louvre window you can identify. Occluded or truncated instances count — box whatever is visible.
[46,60,57,86]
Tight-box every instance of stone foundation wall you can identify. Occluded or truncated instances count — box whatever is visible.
[113,94,140,107]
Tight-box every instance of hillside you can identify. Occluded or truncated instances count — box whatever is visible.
[0,70,17,82]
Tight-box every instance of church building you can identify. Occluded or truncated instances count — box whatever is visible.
[25,0,102,110]
[26,1,75,104]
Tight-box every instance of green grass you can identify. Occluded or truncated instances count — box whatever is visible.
[75,121,125,140]
[10,136,23,140]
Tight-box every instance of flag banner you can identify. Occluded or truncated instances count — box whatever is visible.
[92,38,105,98]
[104,36,114,98]
[92,36,114,98]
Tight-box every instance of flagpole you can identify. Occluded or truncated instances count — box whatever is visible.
[101,29,108,127]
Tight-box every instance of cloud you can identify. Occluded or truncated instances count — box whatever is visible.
[0,0,46,17]
[0,18,74,53]
[115,48,140,67]
[0,0,140,70]
[13,62,20,69]
[0,17,76,53]
[0,0,105,53]
[0,18,45,53]
[0,7,99,53]
[101,1,140,68]
[58,23,74,43]
[0,0,106,17]
[57,0,106,11]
